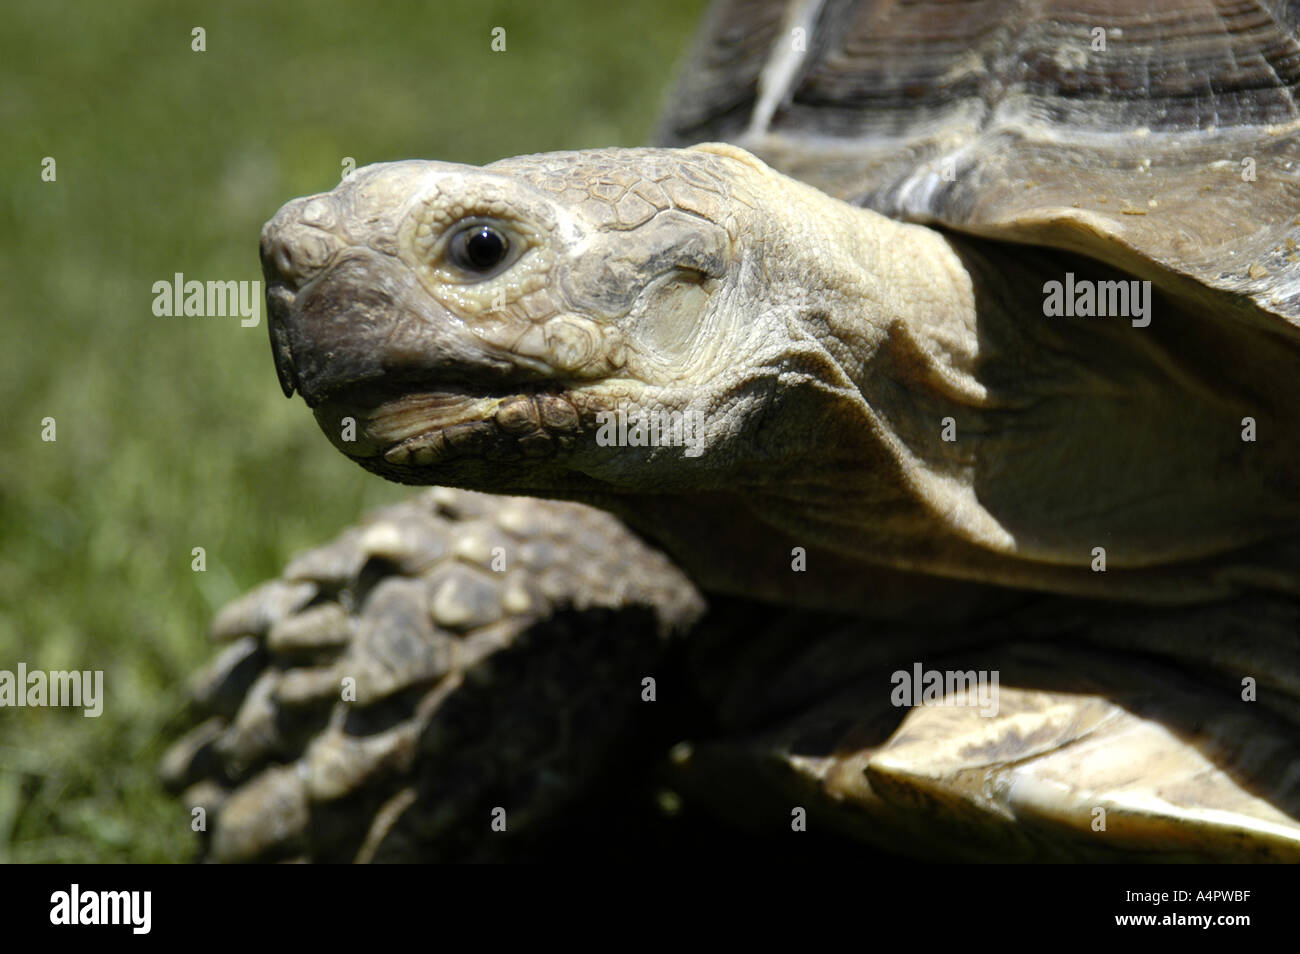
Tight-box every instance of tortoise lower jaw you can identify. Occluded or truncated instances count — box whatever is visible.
[312,386,584,471]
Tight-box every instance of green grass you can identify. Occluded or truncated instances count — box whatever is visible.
[0,0,708,862]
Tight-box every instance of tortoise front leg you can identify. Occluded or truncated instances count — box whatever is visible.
[161,489,702,862]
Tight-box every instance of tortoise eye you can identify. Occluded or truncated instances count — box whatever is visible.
[447,222,512,275]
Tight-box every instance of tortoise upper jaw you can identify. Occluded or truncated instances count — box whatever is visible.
[260,228,563,414]
[265,281,299,398]
[260,208,311,399]
[260,191,355,401]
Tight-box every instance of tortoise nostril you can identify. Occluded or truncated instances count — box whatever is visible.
[259,205,342,291]
[258,220,296,285]
[275,245,294,278]
[258,231,305,290]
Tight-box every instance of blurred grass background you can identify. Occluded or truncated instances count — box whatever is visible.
[0,0,707,862]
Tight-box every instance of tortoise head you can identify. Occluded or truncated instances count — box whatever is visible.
[261,142,1300,610]
[259,146,827,499]
[256,145,1033,612]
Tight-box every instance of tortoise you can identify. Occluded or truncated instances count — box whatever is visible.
[162,0,1300,862]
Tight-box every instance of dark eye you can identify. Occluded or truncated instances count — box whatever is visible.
[448,223,511,274]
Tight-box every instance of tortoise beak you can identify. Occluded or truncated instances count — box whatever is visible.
[260,213,305,399]
[260,195,354,401]
[265,280,299,399]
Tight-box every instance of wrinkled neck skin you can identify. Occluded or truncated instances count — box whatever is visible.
[599,151,1300,612]
[598,170,1007,614]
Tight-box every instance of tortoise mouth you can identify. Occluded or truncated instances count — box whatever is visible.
[266,263,588,470]
[356,388,505,463]
[265,281,302,399]
[312,381,584,469]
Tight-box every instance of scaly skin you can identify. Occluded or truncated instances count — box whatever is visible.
[162,489,704,862]
[259,144,1300,611]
